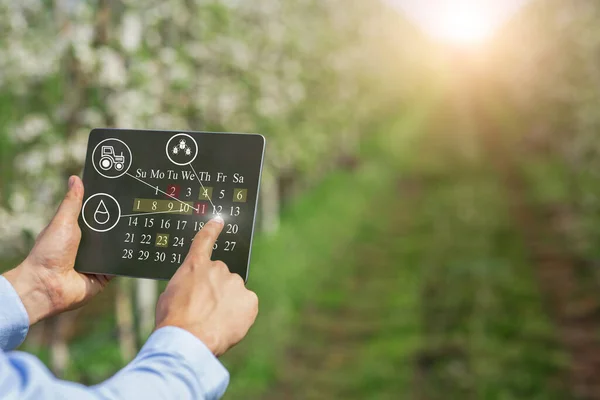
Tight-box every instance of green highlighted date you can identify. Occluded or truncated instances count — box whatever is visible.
[133,198,194,215]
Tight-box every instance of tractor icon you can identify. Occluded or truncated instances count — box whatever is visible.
[99,146,125,171]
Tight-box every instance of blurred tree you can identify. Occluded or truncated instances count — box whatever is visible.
[495,0,600,266]
[0,0,415,377]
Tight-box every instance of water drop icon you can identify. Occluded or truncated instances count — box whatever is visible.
[94,200,110,225]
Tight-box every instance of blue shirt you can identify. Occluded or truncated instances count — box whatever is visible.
[0,276,230,399]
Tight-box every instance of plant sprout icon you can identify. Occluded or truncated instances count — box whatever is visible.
[94,200,110,225]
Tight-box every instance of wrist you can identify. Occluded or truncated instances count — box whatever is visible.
[155,321,222,356]
[3,262,57,325]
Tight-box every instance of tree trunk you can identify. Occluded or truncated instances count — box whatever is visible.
[135,279,157,342]
[260,166,280,235]
[115,278,136,361]
[49,311,79,377]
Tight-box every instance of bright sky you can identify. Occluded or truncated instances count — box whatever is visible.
[390,0,528,44]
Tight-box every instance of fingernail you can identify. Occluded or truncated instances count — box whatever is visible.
[213,216,224,224]
[68,176,75,189]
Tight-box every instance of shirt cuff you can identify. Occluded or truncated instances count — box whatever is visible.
[0,276,30,350]
[140,326,230,399]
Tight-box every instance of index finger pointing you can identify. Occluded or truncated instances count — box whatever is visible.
[188,216,225,260]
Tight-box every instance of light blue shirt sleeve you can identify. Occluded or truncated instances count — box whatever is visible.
[0,277,29,351]
[0,276,230,399]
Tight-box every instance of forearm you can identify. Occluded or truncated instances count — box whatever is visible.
[94,327,229,399]
[0,327,229,400]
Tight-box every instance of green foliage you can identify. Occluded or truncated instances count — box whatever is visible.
[222,139,398,396]
[415,168,567,400]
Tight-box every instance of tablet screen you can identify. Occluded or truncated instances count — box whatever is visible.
[75,129,265,281]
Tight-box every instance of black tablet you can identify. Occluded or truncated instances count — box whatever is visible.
[75,129,265,281]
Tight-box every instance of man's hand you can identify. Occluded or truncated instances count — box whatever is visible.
[155,216,259,357]
[3,176,112,325]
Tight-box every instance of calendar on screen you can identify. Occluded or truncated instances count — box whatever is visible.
[75,128,265,281]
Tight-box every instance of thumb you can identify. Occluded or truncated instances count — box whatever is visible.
[53,176,84,225]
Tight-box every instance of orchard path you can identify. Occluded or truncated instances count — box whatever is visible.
[257,89,573,399]
[260,174,424,400]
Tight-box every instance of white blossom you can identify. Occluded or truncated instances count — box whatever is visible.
[121,13,143,52]
[11,115,50,143]
[0,0,388,257]
[16,150,45,174]
[98,48,127,87]
[47,143,67,166]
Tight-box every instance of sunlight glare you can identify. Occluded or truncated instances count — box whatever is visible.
[391,0,512,47]
[434,7,494,45]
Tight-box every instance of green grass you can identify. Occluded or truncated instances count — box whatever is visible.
[248,91,569,399]
[233,118,430,399]
[252,157,567,399]
[220,93,437,399]
[415,166,567,399]
[221,155,398,397]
